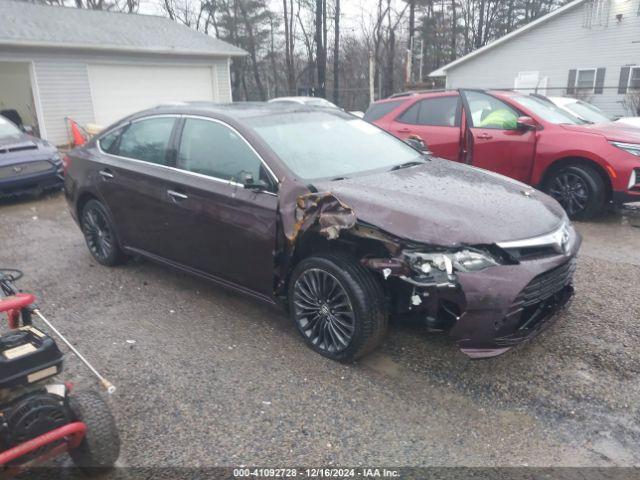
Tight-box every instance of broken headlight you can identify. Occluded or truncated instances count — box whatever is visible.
[407,249,499,275]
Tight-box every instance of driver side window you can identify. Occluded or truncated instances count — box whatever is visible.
[466,91,519,130]
[177,118,265,184]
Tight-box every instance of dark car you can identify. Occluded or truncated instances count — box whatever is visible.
[64,103,581,361]
[0,116,63,197]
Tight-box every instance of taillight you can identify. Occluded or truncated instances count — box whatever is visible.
[62,154,71,175]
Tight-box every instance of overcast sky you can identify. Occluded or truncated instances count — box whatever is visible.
[140,0,408,38]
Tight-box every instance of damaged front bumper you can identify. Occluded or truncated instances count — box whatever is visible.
[361,223,581,359]
[452,254,577,358]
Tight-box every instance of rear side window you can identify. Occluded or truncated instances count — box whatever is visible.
[118,117,176,165]
[98,127,124,154]
[177,118,264,184]
[397,102,420,124]
[364,100,404,122]
[398,96,460,127]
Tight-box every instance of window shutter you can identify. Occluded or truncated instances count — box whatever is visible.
[618,67,631,94]
[567,69,577,94]
[594,68,606,94]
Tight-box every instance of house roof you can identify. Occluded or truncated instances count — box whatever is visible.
[0,0,246,57]
[429,0,586,77]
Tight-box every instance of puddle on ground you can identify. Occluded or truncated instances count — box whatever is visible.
[574,203,640,266]
[596,203,640,228]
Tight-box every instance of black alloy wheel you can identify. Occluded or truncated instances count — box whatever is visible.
[81,200,124,266]
[293,268,356,354]
[548,170,589,217]
[544,165,605,220]
[288,253,387,361]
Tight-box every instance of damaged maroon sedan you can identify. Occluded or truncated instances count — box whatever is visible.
[64,103,581,361]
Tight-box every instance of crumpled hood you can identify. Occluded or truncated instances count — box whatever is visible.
[0,133,57,166]
[560,122,640,143]
[313,157,566,246]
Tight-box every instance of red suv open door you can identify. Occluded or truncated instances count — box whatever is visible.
[460,90,537,183]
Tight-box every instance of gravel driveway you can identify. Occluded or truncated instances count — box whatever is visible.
[0,193,638,468]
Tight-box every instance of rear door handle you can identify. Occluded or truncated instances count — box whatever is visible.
[99,169,114,179]
[477,133,493,140]
[167,189,188,200]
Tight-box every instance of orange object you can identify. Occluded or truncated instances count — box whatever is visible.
[68,119,86,146]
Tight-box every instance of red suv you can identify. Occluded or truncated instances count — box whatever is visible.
[365,89,640,219]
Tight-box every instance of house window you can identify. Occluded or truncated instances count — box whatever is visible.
[629,66,640,90]
[583,0,610,27]
[576,69,597,91]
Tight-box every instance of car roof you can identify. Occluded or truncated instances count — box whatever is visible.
[131,101,343,121]
[269,96,317,103]
[376,90,459,103]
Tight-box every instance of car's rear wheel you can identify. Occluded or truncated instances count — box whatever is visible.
[81,199,124,266]
[544,165,605,220]
[288,252,387,361]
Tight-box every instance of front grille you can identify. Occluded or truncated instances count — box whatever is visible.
[0,161,53,180]
[504,245,558,261]
[510,258,577,314]
[0,142,38,154]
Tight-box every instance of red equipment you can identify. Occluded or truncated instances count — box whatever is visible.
[0,270,120,476]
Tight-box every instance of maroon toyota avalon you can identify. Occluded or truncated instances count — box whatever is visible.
[64,103,581,361]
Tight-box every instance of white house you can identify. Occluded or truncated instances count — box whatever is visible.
[0,0,245,145]
[430,0,640,117]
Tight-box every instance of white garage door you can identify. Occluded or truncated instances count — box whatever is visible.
[88,64,215,126]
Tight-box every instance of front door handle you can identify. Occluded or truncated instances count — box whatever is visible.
[99,169,114,179]
[167,189,188,200]
[477,133,493,140]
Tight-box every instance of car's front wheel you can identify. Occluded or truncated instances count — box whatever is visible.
[288,252,387,361]
[80,199,125,266]
[543,164,605,220]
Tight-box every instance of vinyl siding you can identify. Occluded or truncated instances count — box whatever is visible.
[214,59,232,102]
[444,0,640,117]
[0,47,233,145]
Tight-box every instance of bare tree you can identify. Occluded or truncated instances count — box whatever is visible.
[315,0,327,97]
[333,0,340,103]
[282,0,297,94]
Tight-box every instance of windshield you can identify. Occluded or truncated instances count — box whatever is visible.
[248,112,421,180]
[563,100,614,123]
[511,96,581,124]
[0,117,22,136]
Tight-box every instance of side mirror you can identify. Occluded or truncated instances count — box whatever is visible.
[239,171,269,191]
[516,116,537,131]
[404,135,427,151]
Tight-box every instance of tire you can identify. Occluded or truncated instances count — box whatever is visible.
[543,165,606,220]
[80,199,125,266]
[288,252,387,362]
[68,390,120,472]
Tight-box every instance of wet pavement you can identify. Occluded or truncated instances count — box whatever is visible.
[0,192,638,467]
